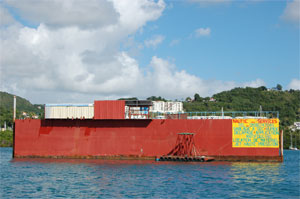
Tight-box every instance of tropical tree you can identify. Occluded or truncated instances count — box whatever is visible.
[276,84,282,91]
[194,93,202,102]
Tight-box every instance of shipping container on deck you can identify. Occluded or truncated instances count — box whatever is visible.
[94,100,125,119]
[45,104,94,119]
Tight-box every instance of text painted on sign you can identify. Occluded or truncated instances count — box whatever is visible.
[232,119,279,148]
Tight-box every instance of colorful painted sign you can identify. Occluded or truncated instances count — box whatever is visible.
[232,119,279,148]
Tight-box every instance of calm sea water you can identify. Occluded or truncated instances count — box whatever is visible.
[0,148,299,199]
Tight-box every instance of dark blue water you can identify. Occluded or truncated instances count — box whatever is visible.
[0,148,299,198]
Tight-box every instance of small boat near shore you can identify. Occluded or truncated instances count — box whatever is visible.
[289,132,298,150]
[289,146,298,150]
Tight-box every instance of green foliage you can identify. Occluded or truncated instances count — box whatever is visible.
[147,96,166,101]
[0,91,44,127]
[276,84,282,91]
[258,86,267,91]
[118,97,139,100]
[0,130,13,147]
[194,93,202,102]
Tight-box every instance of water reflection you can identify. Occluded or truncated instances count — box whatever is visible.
[229,162,283,198]
[2,148,299,198]
[11,157,233,166]
[230,162,281,181]
[11,158,154,165]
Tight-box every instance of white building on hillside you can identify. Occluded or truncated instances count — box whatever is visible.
[150,101,183,113]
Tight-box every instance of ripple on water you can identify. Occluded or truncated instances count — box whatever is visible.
[0,148,299,198]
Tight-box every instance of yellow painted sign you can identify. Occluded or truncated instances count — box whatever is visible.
[232,119,279,148]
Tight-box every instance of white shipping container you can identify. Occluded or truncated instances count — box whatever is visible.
[45,104,94,119]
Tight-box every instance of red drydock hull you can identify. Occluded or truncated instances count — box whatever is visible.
[14,119,282,162]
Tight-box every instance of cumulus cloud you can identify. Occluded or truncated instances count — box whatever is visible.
[0,0,265,104]
[195,27,211,37]
[112,0,166,33]
[0,0,165,102]
[4,0,119,29]
[140,57,265,99]
[287,79,300,90]
[281,0,300,24]
[144,35,165,48]
[241,79,266,88]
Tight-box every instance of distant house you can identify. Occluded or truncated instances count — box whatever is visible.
[186,98,192,102]
[289,122,300,132]
[149,101,184,113]
[209,97,216,102]
[295,122,300,130]
[268,87,279,91]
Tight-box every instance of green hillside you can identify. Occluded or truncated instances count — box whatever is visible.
[184,87,300,149]
[184,87,299,125]
[0,91,44,127]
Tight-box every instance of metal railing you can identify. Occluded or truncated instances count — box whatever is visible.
[146,111,279,120]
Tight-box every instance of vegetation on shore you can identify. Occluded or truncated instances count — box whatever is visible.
[184,86,299,128]
[0,91,44,127]
[0,130,13,147]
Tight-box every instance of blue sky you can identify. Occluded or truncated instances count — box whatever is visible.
[0,0,299,103]
[134,0,299,88]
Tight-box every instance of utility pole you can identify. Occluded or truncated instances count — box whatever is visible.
[259,105,262,117]
[221,107,224,118]
[13,96,16,158]
[280,130,283,157]
[13,96,16,122]
[290,131,293,149]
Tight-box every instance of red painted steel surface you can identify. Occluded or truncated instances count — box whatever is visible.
[14,119,279,158]
[94,100,125,119]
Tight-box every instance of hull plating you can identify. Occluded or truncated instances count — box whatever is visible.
[14,119,280,161]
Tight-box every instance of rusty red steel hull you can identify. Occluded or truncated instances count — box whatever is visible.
[14,119,281,162]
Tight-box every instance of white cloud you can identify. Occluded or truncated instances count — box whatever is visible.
[4,0,119,29]
[0,0,166,103]
[0,24,142,94]
[281,0,300,24]
[195,27,211,37]
[0,0,266,104]
[287,79,300,90]
[242,79,266,88]
[144,35,165,48]
[111,0,166,33]
[140,57,265,99]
